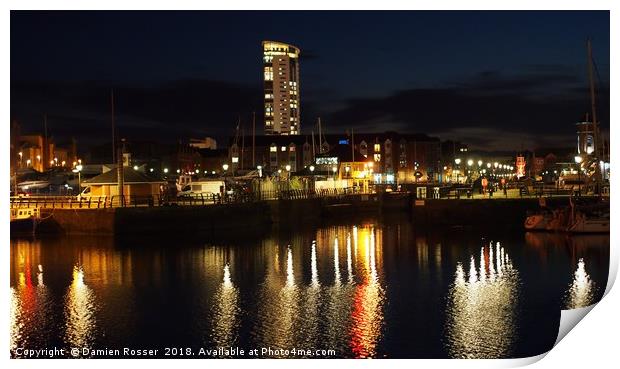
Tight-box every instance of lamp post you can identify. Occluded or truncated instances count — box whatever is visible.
[222,163,229,200]
[574,155,583,196]
[454,158,461,183]
[257,165,262,178]
[467,159,473,183]
[309,165,315,192]
[72,164,83,195]
[285,164,291,191]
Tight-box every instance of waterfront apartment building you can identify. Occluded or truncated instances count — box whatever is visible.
[227,132,442,183]
[262,41,301,136]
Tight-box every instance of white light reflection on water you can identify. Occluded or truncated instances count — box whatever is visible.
[64,265,97,355]
[311,241,319,287]
[211,264,240,350]
[334,237,341,285]
[347,233,353,284]
[565,258,596,309]
[445,242,520,358]
[10,242,53,355]
[349,227,384,358]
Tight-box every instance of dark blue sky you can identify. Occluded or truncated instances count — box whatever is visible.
[11,11,610,150]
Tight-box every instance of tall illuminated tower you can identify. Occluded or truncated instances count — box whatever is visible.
[262,41,300,135]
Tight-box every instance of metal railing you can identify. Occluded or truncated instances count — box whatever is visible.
[9,188,365,210]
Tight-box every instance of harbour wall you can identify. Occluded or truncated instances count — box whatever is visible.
[41,194,569,236]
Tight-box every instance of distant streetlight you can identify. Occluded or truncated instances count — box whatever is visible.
[309,165,315,172]
[26,159,31,167]
[164,168,169,173]
[487,162,491,168]
[285,164,291,172]
[150,168,154,172]
[222,163,229,172]
[257,165,263,178]
[575,155,583,195]
[477,160,483,167]
[73,164,83,193]
[455,158,461,165]
[133,165,138,170]
[494,162,499,168]
[467,159,473,167]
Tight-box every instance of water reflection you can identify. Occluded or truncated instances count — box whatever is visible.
[349,227,384,358]
[10,241,53,355]
[64,265,97,354]
[445,242,520,358]
[9,221,609,359]
[565,258,596,309]
[211,264,240,351]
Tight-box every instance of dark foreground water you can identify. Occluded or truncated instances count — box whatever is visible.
[10,217,609,359]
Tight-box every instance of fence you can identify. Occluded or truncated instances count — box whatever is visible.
[9,188,362,210]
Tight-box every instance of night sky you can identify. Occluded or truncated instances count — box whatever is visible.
[10,11,610,150]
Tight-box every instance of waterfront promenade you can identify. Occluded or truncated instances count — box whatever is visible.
[10,189,599,237]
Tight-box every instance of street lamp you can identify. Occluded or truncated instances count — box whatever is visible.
[454,158,462,183]
[309,165,315,173]
[164,168,169,174]
[73,164,83,194]
[26,159,31,167]
[222,163,229,172]
[575,155,583,195]
[257,165,263,178]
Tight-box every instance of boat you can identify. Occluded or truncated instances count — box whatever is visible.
[568,212,610,233]
[524,198,609,233]
[10,207,40,235]
[17,179,51,191]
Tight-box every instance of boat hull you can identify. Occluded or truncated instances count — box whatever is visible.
[10,218,35,235]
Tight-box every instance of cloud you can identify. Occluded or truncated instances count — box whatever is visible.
[10,64,609,152]
[326,64,609,150]
[11,79,265,143]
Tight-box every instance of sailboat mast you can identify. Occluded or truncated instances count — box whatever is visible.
[318,117,322,153]
[587,39,602,192]
[311,130,316,160]
[43,114,48,170]
[252,111,256,168]
[351,128,355,162]
[241,124,245,170]
[111,89,116,164]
